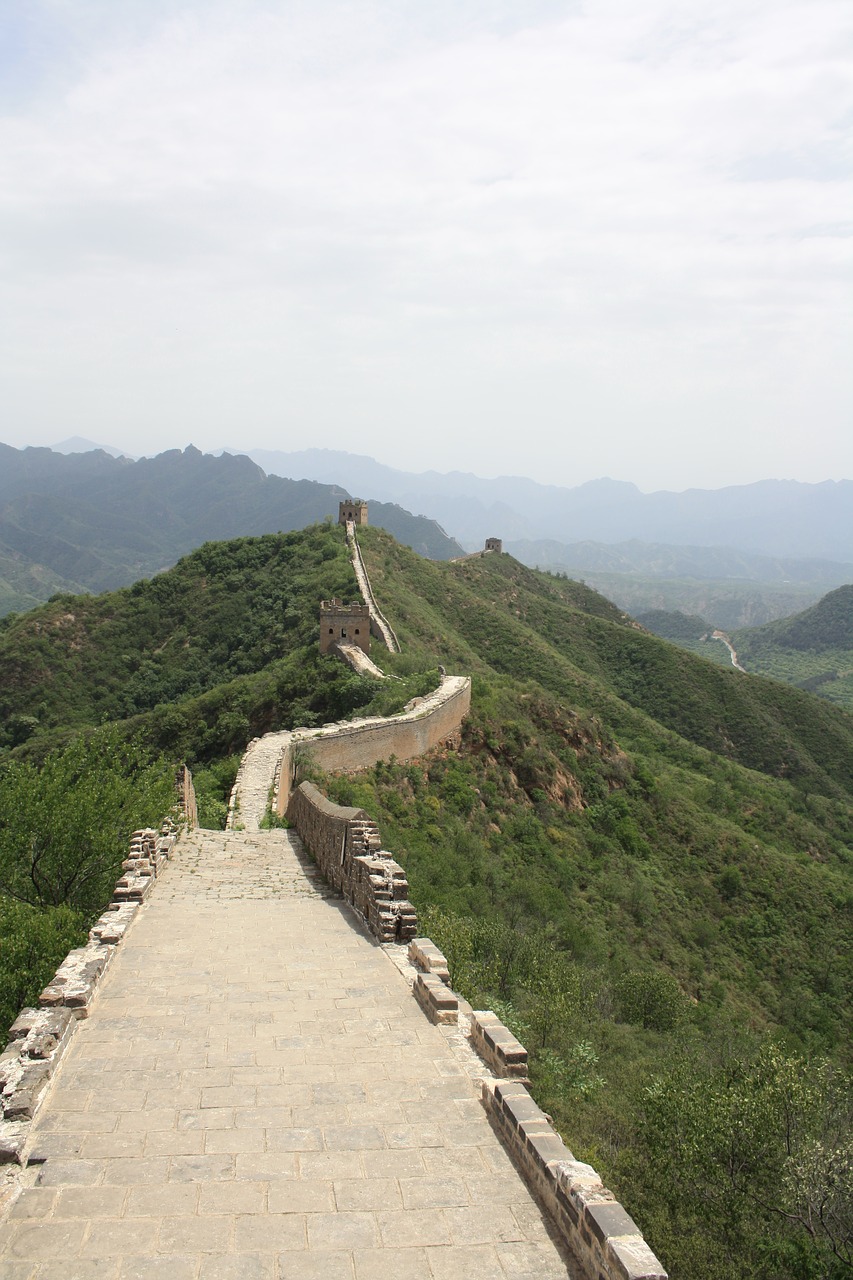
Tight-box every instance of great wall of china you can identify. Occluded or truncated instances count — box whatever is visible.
[0,509,667,1279]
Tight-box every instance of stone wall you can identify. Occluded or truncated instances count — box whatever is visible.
[405,944,669,1280]
[286,782,417,943]
[0,768,198,1165]
[346,522,400,652]
[275,675,471,814]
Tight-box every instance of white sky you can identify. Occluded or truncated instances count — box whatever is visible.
[1,0,851,491]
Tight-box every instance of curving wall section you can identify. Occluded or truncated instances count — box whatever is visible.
[274,675,471,815]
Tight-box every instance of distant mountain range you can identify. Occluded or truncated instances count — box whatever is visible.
[7,437,849,628]
[505,539,853,586]
[0,444,462,616]
[238,447,853,562]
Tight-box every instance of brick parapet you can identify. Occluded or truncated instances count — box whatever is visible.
[483,1078,667,1279]
[0,767,196,1165]
[285,782,417,944]
[402,947,667,1280]
[413,972,458,1024]
[469,1010,529,1080]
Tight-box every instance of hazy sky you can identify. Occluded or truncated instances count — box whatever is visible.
[1,0,851,491]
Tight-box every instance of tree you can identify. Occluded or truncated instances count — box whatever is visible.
[640,1040,853,1277]
[0,727,175,915]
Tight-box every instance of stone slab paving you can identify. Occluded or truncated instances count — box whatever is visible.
[0,830,574,1279]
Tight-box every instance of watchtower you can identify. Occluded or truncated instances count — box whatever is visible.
[319,599,371,655]
[485,537,503,553]
[339,500,368,527]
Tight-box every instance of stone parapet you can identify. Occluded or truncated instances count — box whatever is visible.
[286,782,417,944]
[403,951,665,1279]
[413,972,459,1024]
[0,808,189,1164]
[38,943,115,1016]
[408,938,450,984]
[482,1078,667,1280]
[469,1010,529,1080]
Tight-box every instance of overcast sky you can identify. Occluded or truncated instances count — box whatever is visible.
[1,0,850,491]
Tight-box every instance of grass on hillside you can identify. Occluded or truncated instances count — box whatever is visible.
[1,522,851,1279]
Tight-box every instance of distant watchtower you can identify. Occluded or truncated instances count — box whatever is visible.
[339,500,368,527]
[485,537,503,553]
[319,599,371,655]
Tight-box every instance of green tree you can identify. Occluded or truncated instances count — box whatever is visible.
[0,727,175,915]
[0,899,87,1032]
[639,1041,852,1277]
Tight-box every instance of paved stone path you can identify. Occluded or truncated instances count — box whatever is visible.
[0,830,573,1279]
[228,734,291,831]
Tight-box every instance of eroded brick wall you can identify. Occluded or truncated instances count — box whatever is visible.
[286,782,417,943]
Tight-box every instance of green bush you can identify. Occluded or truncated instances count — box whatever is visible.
[614,971,688,1031]
[0,899,87,1033]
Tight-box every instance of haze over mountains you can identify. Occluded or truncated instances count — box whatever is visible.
[4,438,851,633]
[237,445,853,627]
[242,446,853,562]
[0,444,462,616]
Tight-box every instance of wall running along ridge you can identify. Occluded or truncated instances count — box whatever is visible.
[345,520,400,652]
[0,766,197,1165]
[231,668,665,1271]
[225,676,470,831]
[275,675,471,815]
[227,675,469,942]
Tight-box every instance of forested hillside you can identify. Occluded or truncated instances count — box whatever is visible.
[733,585,853,709]
[638,587,853,709]
[1,523,850,1278]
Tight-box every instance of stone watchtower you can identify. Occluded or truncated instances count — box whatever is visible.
[319,599,371,655]
[339,500,368,527]
[485,537,503,553]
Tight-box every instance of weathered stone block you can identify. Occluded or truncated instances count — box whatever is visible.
[501,1090,545,1127]
[470,1010,528,1077]
[413,973,458,1025]
[409,939,451,983]
[39,944,112,1016]
[606,1234,669,1280]
[0,1120,29,1164]
[585,1200,642,1247]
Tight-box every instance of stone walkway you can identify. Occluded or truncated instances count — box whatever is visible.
[0,830,573,1279]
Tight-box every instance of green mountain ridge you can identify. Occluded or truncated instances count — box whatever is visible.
[638,588,853,709]
[741,583,853,653]
[1,524,850,1278]
[0,443,463,615]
